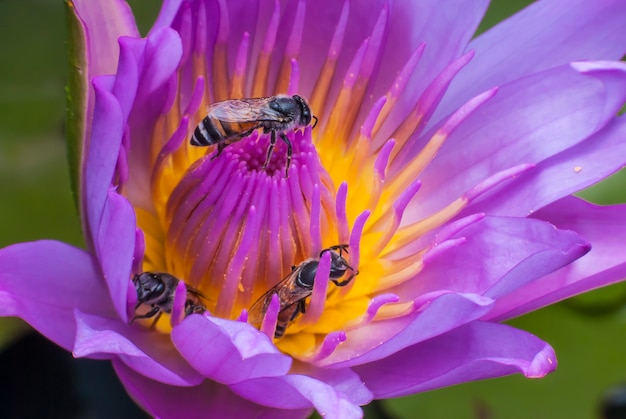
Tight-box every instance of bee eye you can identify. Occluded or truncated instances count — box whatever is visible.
[296,263,317,289]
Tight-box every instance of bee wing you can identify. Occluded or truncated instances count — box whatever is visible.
[248,268,313,327]
[209,98,285,123]
[185,285,208,309]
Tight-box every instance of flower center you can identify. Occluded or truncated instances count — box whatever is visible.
[137,110,373,356]
[165,128,336,318]
[127,0,526,359]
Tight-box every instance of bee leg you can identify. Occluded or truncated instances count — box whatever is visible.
[150,311,163,329]
[331,271,358,287]
[262,130,277,172]
[289,299,307,322]
[319,245,349,258]
[274,325,285,339]
[279,133,293,178]
[297,299,307,315]
[184,301,205,317]
[211,142,227,160]
[184,301,193,317]
[130,306,160,324]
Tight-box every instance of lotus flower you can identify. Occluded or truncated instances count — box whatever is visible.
[2,0,626,417]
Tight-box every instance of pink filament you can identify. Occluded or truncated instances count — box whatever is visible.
[260,293,280,338]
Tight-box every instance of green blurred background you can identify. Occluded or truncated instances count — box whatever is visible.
[0,1,625,418]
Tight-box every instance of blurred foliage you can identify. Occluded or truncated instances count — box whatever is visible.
[0,0,624,418]
[0,0,82,248]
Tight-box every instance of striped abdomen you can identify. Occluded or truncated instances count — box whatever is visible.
[190,115,259,146]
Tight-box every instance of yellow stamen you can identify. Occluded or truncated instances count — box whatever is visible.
[250,53,268,97]
[230,72,245,99]
[381,132,448,206]
[372,301,415,321]
[373,256,425,291]
[317,86,354,159]
[275,57,295,95]
[384,196,468,256]
[212,43,229,102]
[310,59,337,116]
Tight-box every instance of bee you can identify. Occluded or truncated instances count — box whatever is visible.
[131,272,206,325]
[248,245,358,338]
[190,94,317,177]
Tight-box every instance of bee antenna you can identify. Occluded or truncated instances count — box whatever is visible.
[311,115,318,129]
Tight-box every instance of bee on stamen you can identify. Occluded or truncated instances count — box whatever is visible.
[190,94,317,177]
[131,272,206,326]
[248,245,357,338]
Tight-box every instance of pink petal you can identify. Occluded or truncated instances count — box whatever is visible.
[171,314,292,384]
[394,216,590,301]
[464,113,626,217]
[150,0,185,34]
[293,364,373,407]
[96,189,136,322]
[372,0,489,138]
[72,0,139,78]
[408,62,626,222]
[113,360,310,419]
[317,292,494,368]
[73,310,203,387]
[353,321,556,398]
[112,36,141,122]
[124,28,183,209]
[230,374,363,418]
[438,0,626,121]
[83,77,124,249]
[489,196,626,320]
[0,241,113,351]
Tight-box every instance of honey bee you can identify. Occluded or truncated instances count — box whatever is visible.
[248,245,358,338]
[190,94,317,177]
[131,272,206,325]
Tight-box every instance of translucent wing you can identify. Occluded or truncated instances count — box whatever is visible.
[208,98,286,123]
[248,265,314,327]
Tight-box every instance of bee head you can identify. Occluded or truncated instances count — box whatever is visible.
[133,272,177,303]
[328,252,351,279]
[292,95,314,127]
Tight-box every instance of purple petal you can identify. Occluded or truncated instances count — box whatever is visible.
[96,189,135,322]
[289,0,488,139]
[488,196,626,320]
[222,1,262,72]
[150,0,184,34]
[293,364,373,407]
[73,310,203,386]
[230,374,363,419]
[353,321,556,398]
[140,28,183,97]
[113,360,311,419]
[171,314,292,384]
[438,0,626,120]
[464,113,626,217]
[124,28,183,209]
[112,36,140,122]
[316,292,494,368]
[84,77,124,249]
[372,0,489,140]
[72,0,139,78]
[394,216,590,301]
[0,241,113,351]
[273,0,387,97]
[407,62,626,221]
